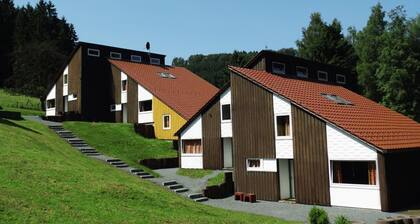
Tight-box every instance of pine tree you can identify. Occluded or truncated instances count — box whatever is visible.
[0,0,16,86]
[354,3,386,102]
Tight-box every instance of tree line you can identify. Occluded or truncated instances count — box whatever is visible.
[0,0,77,99]
[173,4,420,121]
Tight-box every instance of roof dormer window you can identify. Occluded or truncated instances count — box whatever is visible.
[131,55,142,63]
[151,58,161,65]
[296,66,308,78]
[317,71,328,81]
[110,52,122,60]
[336,74,346,84]
[272,62,286,75]
[87,48,100,57]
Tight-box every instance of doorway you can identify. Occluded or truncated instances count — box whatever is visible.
[279,159,295,200]
[223,138,233,168]
[63,96,68,112]
[122,103,127,123]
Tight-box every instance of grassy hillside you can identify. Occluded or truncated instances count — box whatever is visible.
[0,118,295,223]
[0,89,42,116]
[63,122,177,176]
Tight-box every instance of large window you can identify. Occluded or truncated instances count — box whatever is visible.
[46,99,55,109]
[163,114,171,129]
[139,100,152,112]
[276,115,290,136]
[296,66,308,78]
[332,161,377,185]
[272,62,286,74]
[182,139,202,154]
[221,104,231,120]
[121,80,127,91]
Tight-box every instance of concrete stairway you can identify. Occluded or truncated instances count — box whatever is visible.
[188,193,209,202]
[162,180,190,194]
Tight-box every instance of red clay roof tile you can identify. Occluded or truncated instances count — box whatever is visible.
[229,66,420,151]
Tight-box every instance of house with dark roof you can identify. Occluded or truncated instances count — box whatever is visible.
[175,52,420,212]
[108,60,218,140]
[44,42,166,121]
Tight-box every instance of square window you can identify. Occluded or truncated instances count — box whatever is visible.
[276,115,290,136]
[221,104,231,120]
[131,55,142,62]
[182,139,202,154]
[296,66,308,78]
[150,58,161,65]
[318,71,328,81]
[163,115,171,129]
[87,48,100,57]
[272,62,286,74]
[63,74,68,84]
[121,80,127,91]
[110,52,122,59]
[46,99,55,108]
[332,161,376,185]
[336,74,346,84]
[139,100,152,112]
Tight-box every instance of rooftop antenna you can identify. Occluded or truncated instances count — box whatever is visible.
[146,41,151,63]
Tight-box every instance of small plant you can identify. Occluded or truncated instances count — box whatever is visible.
[308,206,330,224]
[334,215,351,224]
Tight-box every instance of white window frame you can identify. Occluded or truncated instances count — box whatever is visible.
[87,48,100,57]
[150,58,161,65]
[336,74,346,84]
[110,52,122,60]
[139,100,152,113]
[220,104,231,122]
[246,159,262,171]
[131,55,142,62]
[46,99,56,109]
[296,66,308,78]
[63,73,68,85]
[272,62,286,74]
[246,158,277,172]
[121,80,128,92]
[329,159,379,189]
[163,114,171,130]
[318,71,328,81]
[110,104,122,112]
[275,114,292,139]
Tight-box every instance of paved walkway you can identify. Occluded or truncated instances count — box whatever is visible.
[204,196,397,223]
[24,115,61,126]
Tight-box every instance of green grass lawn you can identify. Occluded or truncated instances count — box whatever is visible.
[176,168,214,179]
[207,172,225,187]
[63,121,177,176]
[0,89,43,116]
[0,118,297,223]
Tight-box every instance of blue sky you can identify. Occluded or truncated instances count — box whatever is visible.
[14,0,420,63]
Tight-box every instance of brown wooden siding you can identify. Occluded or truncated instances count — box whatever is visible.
[55,75,63,115]
[231,72,279,201]
[251,58,266,71]
[68,48,82,113]
[127,77,138,123]
[378,150,420,212]
[110,65,122,122]
[202,101,223,169]
[291,105,330,206]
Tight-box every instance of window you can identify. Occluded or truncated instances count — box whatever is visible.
[318,71,328,81]
[163,115,171,129]
[276,115,290,136]
[332,161,377,185]
[110,52,122,59]
[221,104,231,120]
[139,100,152,112]
[110,104,121,112]
[63,74,68,84]
[182,139,202,154]
[296,66,308,78]
[272,62,286,74]
[46,99,55,108]
[159,72,176,79]
[87,48,100,57]
[131,55,142,62]
[336,74,346,84]
[121,80,127,91]
[247,159,261,168]
[150,58,161,65]
[321,93,353,105]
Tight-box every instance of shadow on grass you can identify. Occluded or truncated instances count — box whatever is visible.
[0,118,41,135]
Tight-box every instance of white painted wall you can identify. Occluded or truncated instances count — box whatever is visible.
[63,66,68,96]
[180,116,202,140]
[180,154,203,169]
[68,94,77,102]
[220,88,232,138]
[326,123,381,210]
[180,116,203,169]
[273,95,293,159]
[46,84,56,116]
[121,72,127,104]
[246,159,277,172]
[138,84,153,123]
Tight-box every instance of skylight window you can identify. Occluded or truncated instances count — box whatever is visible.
[159,72,176,79]
[321,93,353,105]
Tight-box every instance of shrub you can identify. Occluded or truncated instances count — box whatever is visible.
[308,207,330,224]
[334,215,351,224]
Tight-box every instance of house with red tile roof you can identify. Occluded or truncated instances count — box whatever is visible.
[175,53,420,212]
[109,60,218,140]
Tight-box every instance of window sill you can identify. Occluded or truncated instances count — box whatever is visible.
[330,183,379,190]
[221,119,231,123]
[276,136,292,140]
[181,153,203,157]
[139,111,152,114]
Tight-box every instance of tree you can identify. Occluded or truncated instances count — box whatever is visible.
[278,48,298,56]
[354,3,386,102]
[0,0,16,86]
[296,13,357,72]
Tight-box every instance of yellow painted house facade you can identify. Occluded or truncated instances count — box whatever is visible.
[153,97,186,140]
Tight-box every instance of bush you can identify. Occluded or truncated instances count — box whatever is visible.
[308,207,330,224]
[334,215,351,224]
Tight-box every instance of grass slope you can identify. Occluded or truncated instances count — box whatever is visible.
[0,118,295,223]
[0,89,42,116]
[207,172,225,187]
[176,168,213,179]
[63,121,177,176]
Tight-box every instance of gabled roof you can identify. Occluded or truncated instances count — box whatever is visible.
[229,66,420,152]
[109,60,219,120]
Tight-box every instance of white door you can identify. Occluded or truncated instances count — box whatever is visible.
[279,159,295,199]
[223,138,233,168]
[122,104,127,123]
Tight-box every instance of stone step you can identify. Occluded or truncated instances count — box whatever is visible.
[60,135,76,139]
[114,164,129,168]
[109,161,125,165]
[188,193,204,199]
[135,171,150,176]
[106,159,121,163]
[130,168,144,173]
[84,152,101,156]
[71,143,89,147]
[81,149,98,154]
[49,125,63,129]
[174,188,189,193]
[68,139,85,143]
[194,197,208,202]
[56,130,72,134]
[139,174,154,179]
[75,146,96,151]
[168,184,184,190]
[162,180,178,186]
